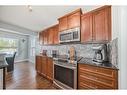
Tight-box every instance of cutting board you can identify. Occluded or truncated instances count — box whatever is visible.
[69,46,75,63]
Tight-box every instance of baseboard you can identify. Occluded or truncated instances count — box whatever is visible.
[28,59,35,64]
[15,59,29,63]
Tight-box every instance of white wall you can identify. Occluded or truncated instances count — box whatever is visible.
[119,6,127,89]
[28,35,40,63]
[112,6,127,89]
[112,6,120,39]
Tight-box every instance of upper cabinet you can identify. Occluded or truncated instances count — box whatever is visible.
[81,6,111,43]
[48,25,59,45]
[59,17,68,32]
[68,11,81,29]
[39,6,112,45]
[58,8,82,32]
[48,28,54,44]
[39,24,59,45]
[43,30,48,45]
[53,25,59,44]
[39,32,43,45]
[92,6,111,41]
[81,13,93,42]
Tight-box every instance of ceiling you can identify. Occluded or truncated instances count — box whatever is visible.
[0,6,101,32]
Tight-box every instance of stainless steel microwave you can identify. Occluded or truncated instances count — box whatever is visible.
[59,27,80,43]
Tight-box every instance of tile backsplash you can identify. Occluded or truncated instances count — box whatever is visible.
[39,38,118,67]
[41,43,101,58]
[108,38,118,68]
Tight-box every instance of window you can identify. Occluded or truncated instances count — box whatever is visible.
[0,37,18,54]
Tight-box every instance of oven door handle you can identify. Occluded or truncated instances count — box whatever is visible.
[54,63,76,70]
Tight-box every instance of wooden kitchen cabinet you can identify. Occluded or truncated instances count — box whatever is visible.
[39,24,59,45]
[43,30,48,45]
[58,17,68,32]
[68,10,81,29]
[39,32,43,45]
[36,56,42,74]
[47,57,53,81]
[48,28,54,44]
[81,6,111,43]
[58,8,82,32]
[41,57,47,77]
[78,64,118,89]
[36,56,53,81]
[53,25,59,44]
[48,24,59,45]
[92,6,111,41]
[39,6,111,44]
[81,13,93,42]
[39,30,47,45]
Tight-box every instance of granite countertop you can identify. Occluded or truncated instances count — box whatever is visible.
[0,61,8,69]
[36,54,68,59]
[36,54,118,70]
[78,57,118,70]
[36,54,52,58]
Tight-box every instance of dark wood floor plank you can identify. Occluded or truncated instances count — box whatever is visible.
[0,61,56,89]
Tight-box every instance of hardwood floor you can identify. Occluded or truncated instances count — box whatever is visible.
[0,61,56,89]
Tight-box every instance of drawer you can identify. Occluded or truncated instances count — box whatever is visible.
[79,71,115,88]
[79,75,112,89]
[78,64,118,89]
[79,78,109,89]
[79,82,95,89]
[79,64,116,78]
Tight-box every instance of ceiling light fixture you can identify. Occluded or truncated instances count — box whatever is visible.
[27,5,32,12]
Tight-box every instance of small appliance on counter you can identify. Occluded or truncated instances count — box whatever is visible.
[68,46,77,64]
[52,50,59,58]
[92,44,108,64]
[42,50,47,56]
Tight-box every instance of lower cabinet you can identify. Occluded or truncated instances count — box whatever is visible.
[47,58,53,81]
[41,57,47,77]
[78,64,118,89]
[36,55,53,81]
[36,56,42,74]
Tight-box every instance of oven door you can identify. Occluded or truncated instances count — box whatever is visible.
[53,63,77,89]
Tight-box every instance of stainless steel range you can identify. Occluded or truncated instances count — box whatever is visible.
[53,56,81,89]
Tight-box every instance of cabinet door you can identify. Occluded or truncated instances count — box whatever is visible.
[48,28,54,44]
[43,30,48,45]
[93,7,111,41]
[36,56,42,74]
[59,17,68,32]
[81,13,93,42]
[47,58,53,81]
[41,57,47,77]
[39,32,43,45]
[53,25,59,44]
[68,11,81,29]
